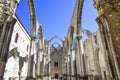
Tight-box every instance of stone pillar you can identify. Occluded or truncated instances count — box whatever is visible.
[94,47,102,78]
[70,50,73,80]
[42,54,46,79]
[66,54,70,80]
[27,0,37,79]
[35,42,41,80]
[94,1,120,79]
[76,35,84,80]
[70,48,76,80]
[0,16,16,79]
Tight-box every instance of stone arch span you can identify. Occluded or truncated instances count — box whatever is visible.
[48,36,63,46]
[52,42,61,47]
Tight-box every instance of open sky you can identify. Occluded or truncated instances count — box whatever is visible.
[16,0,98,40]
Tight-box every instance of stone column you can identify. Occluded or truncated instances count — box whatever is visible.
[27,0,37,79]
[96,15,119,79]
[70,49,73,80]
[42,54,46,80]
[35,42,41,80]
[0,16,16,79]
[94,1,120,79]
[76,35,84,80]
[66,54,70,80]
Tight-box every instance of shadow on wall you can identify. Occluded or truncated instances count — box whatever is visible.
[7,47,28,73]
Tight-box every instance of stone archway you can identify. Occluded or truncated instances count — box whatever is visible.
[49,36,63,45]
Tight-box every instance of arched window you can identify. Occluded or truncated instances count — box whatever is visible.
[15,33,18,43]
[26,44,29,52]
[54,62,58,66]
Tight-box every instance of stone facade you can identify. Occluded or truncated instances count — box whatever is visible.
[83,29,112,80]
[50,45,64,79]
[0,0,120,80]
[3,15,30,80]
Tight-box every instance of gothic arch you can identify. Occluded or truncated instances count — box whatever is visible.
[52,42,62,47]
[49,36,63,45]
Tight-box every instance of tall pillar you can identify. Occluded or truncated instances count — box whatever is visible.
[0,16,16,79]
[76,0,84,79]
[70,48,76,80]
[94,0,120,79]
[35,41,41,80]
[27,0,37,79]
[0,1,20,78]
[66,54,70,80]
[0,0,20,41]
[76,35,84,80]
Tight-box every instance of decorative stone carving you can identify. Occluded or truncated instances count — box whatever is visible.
[0,0,19,25]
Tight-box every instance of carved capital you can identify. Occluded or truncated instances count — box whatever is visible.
[76,35,82,41]
[0,0,19,24]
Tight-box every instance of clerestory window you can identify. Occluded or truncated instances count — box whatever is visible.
[54,62,58,67]
[15,33,18,43]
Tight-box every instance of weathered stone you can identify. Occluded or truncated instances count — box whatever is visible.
[94,0,120,79]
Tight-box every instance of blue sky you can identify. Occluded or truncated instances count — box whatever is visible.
[16,0,98,40]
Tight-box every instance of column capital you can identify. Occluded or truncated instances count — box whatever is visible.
[0,0,19,24]
[76,35,82,41]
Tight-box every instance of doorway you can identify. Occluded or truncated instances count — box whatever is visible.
[55,73,58,79]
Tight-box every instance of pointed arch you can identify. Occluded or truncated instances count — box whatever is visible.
[49,36,63,44]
